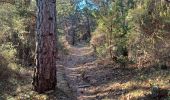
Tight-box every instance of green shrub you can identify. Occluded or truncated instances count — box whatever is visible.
[0,42,16,62]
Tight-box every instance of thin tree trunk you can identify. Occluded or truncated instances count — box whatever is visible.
[82,12,91,41]
[86,14,91,40]
[109,24,116,61]
[33,0,57,93]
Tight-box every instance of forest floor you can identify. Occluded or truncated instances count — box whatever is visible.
[0,38,170,100]
[0,62,73,100]
[61,37,170,100]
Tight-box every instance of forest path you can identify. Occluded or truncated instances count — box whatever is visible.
[60,39,170,100]
[62,38,98,100]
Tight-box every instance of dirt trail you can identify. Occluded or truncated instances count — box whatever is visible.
[61,39,98,100]
[59,37,132,100]
[64,47,96,100]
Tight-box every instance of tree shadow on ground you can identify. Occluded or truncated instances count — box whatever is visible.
[80,62,170,99]
[0,64,32,99]
[0,65,74,100]
[41,88,71,100]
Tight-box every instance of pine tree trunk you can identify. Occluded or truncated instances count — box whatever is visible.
[82,11,91,41]
[33,0,57,93]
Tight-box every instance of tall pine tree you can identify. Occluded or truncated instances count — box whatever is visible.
[33,0,57,93]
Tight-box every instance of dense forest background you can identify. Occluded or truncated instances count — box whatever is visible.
[0,0,170,100]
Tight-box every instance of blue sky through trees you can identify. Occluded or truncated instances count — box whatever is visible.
[76,0,98,10]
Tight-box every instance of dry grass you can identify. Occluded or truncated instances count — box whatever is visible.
[0,63,71,100]
[78,58,170,100]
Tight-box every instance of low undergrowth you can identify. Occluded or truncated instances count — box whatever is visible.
[0,60,70,100]
[80,58,170,100]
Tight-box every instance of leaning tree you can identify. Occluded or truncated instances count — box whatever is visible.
[32,0,57,93]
